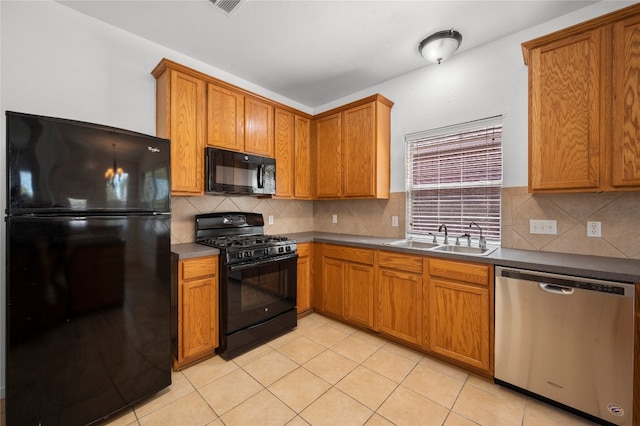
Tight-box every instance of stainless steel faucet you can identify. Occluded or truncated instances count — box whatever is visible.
[438,224,449,245]
[469,222,486,249]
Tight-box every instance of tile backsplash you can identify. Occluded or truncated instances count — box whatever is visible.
[502,186,640,259]
[170,196,314,243]
[171,188,640,260]
[171,192,405,243]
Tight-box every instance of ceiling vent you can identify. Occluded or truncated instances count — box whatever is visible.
[209,0,244,15]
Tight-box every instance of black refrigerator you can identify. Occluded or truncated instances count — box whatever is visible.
[5,111,172,425]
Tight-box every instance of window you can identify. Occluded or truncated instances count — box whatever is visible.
[406,116,502,244]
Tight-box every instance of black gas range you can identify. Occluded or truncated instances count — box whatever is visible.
[195,212,298,359]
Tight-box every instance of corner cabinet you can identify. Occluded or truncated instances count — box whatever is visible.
[173,255,218,370]
[427,258,493,375]
[314,95,393,199]
[524,3,640,193]
[152,61,206,196]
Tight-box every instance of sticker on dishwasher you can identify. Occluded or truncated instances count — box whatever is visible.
[607,403,624,417]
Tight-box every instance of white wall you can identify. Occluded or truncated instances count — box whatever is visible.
[0,0,308,398]
[314,1,636,193]
[0,0,635,398]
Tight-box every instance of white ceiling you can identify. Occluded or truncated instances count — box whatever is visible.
[58,0,598,109]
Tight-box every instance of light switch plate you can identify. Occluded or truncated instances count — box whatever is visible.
[530,219,557,235]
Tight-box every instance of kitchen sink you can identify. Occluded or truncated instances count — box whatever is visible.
[383,239,439,250]
[430,244,498,256]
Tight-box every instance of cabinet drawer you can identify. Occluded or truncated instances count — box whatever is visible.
[181,256,218,280]
[323,244,373,265]
[377,251,423,274]
[429,259,489,286]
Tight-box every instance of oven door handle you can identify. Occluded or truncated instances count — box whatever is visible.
[228,253,298,272]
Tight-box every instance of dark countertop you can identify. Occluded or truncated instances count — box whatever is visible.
[172,232,640,283]
[287,232,640,283]
[171,243,219,260]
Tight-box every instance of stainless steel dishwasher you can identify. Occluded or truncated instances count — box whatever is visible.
[495,266,635,426]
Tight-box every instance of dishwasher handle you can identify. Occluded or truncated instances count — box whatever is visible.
[539,283,574,295]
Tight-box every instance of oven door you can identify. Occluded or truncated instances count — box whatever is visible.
[224,253,297,335]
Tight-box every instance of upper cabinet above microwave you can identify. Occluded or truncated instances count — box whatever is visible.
[207,83,275,158]
[523,3,640,193]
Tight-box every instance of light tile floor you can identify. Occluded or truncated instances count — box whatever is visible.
[100,313,596,426]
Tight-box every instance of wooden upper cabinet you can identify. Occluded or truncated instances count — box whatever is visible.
[207,83,244,151]
[207,88,274,157]
[527,29,603,192]
[524,3,640,193]
[315,113,343,198]
[152,63,206,196]
[612,13,640,188]
[275,109,312,198]
[294,115,312,198]
[275,108,295,198]
[343,100,391,198]
[245,96,274,157]
[314,94,392,199]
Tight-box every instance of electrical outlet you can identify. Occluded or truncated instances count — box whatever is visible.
[587,221,601,238]
[391,216,399,227]
[530,219,557,235]
[268,215,274,225]
[332,214,338,224]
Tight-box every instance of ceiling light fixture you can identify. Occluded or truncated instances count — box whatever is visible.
[418,29,463,64]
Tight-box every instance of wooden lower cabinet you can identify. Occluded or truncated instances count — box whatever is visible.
[296,243,313,315]
[427,259,493,375]
[174,255,218,370]
[313,244,494,376]
[376,251,424,346]
[318,244,375,328]
[344,262,375,328]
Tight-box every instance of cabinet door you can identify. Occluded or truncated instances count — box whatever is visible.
[168,71,206,196]
[378,268,423,346]
[428,279,489,372]
[315,113,342,198]
[612,14,640,188]
[343,102,376,197]
[528,29,603,192]
[245,96,274,157]
[322,257,345,317]
[294,115,313,198]
[275,108,295,197]
[296,243,313,314]
[207,83,244,151]
[344,263,375,328]
[181,276,218,360]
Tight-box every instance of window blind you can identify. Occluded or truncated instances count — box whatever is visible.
[406,116,503,243]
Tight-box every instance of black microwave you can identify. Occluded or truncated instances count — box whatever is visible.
[205,147,276,195]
